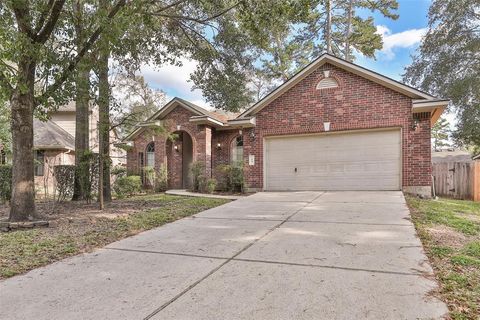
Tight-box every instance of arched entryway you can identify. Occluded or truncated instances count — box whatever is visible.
[166,131,194,189]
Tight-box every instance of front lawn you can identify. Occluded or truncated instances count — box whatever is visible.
[406,196,480,320]
[0,194,229,279]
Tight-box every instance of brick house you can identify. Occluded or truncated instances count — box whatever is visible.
[124,54,448,197]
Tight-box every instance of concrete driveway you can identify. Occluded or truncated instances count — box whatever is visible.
[0,191,447,319]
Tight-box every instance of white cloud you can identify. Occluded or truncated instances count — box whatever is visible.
[376,25,427,59]
[139,58,209,106]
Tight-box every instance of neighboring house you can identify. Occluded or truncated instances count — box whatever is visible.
[124,54,448,197]
[432,150,474,163]
[34,102,126,195]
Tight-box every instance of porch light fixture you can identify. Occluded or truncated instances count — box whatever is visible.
[216,142,222,150]
[239,129,243,135]
[249,130,256,141]
[176,125,181,131]
[174,145,179,152]
[411,118,420,131]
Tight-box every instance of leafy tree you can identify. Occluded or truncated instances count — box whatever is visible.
[111,73,166,135]
[403,0,480,153]
[308,0,398,60]
[0,0,319,220]
[0,0,129,221]
[431,117,450,151]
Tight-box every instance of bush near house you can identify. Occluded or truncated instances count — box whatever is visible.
[53,165,75,202]
[113,176,142,198]
[216,162,245,193]
[190,161,205,192]
[0,164,11,203]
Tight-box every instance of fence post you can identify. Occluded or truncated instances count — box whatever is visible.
[474,161,480,202]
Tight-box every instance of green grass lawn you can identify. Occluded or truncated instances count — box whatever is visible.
[0,195,229,279]
[406,196,480,320]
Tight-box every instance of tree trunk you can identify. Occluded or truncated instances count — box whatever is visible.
[72,59,91,200]
[98,11,112,203]
[9,60,37,222]
[72,0,91,201]
[326,0,332,54]
[98,57,112,203]
[344,0,354,61]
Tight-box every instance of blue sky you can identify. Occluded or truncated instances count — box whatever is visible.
[140,0,433,107]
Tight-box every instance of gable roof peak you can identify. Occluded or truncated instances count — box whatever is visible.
[240,53,437,117]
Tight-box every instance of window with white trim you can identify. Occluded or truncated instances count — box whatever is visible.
[146,142,155,168]
[230,136,243,164]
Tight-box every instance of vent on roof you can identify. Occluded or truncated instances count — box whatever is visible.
[316,77,339,90]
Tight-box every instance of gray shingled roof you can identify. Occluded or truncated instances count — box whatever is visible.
[34,119,75,150]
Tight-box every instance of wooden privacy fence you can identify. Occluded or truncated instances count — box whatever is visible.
[432,161,480,201]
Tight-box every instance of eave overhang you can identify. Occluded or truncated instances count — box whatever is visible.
[189,115,225,127]
[412,99,450,125]
[216,117,256,131]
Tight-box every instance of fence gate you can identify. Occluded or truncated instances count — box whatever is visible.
[433,161,480,201]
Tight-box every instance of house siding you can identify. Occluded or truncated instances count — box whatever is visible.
[242,63,431,190]
[127,62,433,194]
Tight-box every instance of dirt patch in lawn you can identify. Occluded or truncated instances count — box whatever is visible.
[426,225,469,249]
[0,194,230,279]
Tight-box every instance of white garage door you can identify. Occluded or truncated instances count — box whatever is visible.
[264,129,401,191]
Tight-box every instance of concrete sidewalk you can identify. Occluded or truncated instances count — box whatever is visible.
[0,191,448,319]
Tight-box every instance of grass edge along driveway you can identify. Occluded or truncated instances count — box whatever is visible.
[406,196,480,320]
[0,195,229,279]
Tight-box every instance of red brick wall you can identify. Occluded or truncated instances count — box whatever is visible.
[126,105,212,189]
[243,62,431,189]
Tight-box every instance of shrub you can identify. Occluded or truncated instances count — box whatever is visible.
[53,165,75,202]
[190,161,205,192]
[216,162,244,192]
[205,178,217,194]
[113,176,142,198]
[155,164,168,192]
[143,166,155,189]
[76,150,99,202]
[197,174,207,192]
[0,164,12,203]
[111,165,127,178]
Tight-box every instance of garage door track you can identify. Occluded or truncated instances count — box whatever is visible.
[0,191,448,319]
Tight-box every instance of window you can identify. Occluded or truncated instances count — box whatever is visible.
[34,150,45,176]
[146,142,155,168]
[230,136,243,164]
[0,150,5,164]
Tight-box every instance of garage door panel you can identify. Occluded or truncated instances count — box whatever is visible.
[265,130,401,191]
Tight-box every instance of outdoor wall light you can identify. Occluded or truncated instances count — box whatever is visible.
[174,145,179,152]
[216,142,222,150]
[411,118,420,131]
[239,129,243,135]
[249,130,256,141]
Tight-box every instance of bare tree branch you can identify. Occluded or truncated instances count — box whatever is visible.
[33,0,55,34]
[10,1,36,39]
[35,0,67,43]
